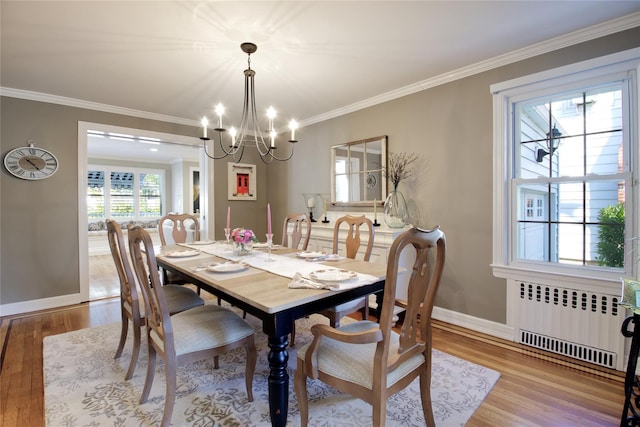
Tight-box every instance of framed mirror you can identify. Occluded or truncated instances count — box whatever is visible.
[331,135,387,206]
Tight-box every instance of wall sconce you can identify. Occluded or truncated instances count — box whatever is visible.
[535,124,562,163]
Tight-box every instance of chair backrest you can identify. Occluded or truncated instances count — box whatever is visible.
[282,213,311,250]
[106,219,141,319]
[128,225,174,352]
[377,226,446,373]
[332,215,374,261]
[158,213,200,246]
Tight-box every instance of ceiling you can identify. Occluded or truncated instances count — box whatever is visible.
[2,1,640,163]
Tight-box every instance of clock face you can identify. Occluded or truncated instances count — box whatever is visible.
[4,146,59,180]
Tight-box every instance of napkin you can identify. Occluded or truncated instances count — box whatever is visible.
[288,272,333,290]
[288,271,380,291]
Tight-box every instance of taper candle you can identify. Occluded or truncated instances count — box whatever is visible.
[374,198,377,220]
[267,203,272,235]
[226,206,230,230]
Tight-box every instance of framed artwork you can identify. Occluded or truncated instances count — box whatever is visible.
[228,163,257,200]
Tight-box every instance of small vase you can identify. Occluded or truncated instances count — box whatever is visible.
[233,241,253,256]
[384,187,408,228]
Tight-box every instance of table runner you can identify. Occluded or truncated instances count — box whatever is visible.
[178,242,379,290]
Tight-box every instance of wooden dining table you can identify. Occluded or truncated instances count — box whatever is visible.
[155,243,387,427]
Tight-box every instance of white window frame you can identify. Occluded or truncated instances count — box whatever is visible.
[87,164,166,221]
[491,47,640,293]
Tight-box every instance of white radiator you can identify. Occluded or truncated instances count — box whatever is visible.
[512,280,626,370]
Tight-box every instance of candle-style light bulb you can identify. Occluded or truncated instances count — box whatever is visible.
[289,119,298,141]
[201,117,209,138]
[266,106,277,131]
[215,103,225,129]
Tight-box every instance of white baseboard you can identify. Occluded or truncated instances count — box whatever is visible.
[432,306,515,342]
[0,293,82,317]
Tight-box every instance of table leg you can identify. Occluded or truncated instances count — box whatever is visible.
[267,334,289,427]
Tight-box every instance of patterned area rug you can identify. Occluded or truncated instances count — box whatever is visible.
[44,309,500,426]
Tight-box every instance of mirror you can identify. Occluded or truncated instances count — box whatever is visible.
[331,135,387,206]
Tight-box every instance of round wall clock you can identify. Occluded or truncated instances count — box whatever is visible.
[3,142,59,180]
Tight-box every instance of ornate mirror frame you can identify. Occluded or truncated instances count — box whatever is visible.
[330,135,387,207]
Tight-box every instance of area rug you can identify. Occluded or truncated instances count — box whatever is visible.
[44,309,500,426]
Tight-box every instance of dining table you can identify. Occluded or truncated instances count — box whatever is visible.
[155,241,387,427]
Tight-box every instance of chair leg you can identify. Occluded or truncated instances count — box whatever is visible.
[419,371,436,426]
[124,321,141,380]
[140,340,156,404]
[244,338,257,402]
[372,400,387,427]
[162,358,177,427]
[362,297,369,320]
[294,361,309,427]
[114,313,128,360]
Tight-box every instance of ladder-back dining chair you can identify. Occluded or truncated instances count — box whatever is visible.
[282,213,311,250]
[158,213,203,294]
[106,220,204,380]
[320,215,374,327]
[295,226,446,426]
[128,225,257,427]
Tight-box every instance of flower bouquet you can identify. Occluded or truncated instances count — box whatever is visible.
[231,228,258,256]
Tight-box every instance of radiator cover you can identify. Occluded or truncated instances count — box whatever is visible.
[513,280,625,370]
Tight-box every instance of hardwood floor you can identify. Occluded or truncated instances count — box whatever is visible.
[0,259,627,426]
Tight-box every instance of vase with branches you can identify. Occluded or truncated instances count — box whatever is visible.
[382,152,416,228]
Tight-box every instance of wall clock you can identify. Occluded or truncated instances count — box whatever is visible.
[3,142,59,180]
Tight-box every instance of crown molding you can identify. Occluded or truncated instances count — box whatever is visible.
[300,12,640,127]
[2,13,639,129]
[0,87,199,127]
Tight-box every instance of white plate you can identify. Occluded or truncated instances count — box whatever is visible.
[206,262,249,273]
[297,251,327,259]
[163,250,200,258]
[324,254,342,261]
[310,269,357,282]
[253,242,269,248]
[190,240,215,245]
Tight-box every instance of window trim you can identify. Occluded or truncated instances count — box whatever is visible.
[491,47,640,292]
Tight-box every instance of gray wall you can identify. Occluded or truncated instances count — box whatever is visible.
[2,27,639,321]
[269,27,640,324]
[0,100,267,305]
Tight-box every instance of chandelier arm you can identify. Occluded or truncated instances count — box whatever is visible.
[201,136,235,160]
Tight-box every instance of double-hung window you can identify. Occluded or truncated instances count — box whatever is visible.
[87,166,165,221]
[491,48,640,289]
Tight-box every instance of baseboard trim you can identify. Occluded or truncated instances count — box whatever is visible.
[432,306,514,342]
[0,294,82,317]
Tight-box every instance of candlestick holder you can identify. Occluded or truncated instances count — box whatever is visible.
[322,216,330,224]
[373,219,381,227]
[303,193,319,222]
[265,233,274,262]
[224,227,231,249]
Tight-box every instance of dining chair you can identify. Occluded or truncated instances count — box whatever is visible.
[158,212,203,295]
[281,213,311,346]
[294,226,446,427]
[320,214,374,327]
[128,225,257,427]
[282,213,311,250]
[106,220,205,380]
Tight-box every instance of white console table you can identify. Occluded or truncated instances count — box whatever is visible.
[301,212,413,304]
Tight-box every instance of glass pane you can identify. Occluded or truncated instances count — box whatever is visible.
[87,170,104,219]
[111,171,134,218]
[139,173,161,217]
[517,83,623,179]
[557,223,583,265]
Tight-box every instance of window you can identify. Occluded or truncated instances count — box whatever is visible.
[87,165,165,221]
[491,48,639,287]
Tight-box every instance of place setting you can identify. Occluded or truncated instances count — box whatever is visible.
[288,267,377,291]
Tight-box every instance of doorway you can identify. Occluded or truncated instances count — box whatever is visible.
[78,122,212,302]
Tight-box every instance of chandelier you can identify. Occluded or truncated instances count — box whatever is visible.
[199,42,298,163]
